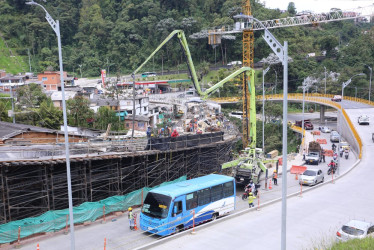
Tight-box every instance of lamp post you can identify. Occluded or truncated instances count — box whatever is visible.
[26,1,76,249]
[341,73,365,100]
[262,66,270,154]
[78,64,83,79]
[273,69,278,94]
[249,16,288,250]
[299,77,314,151]
[324,66,327,94]
[363,64,372,102]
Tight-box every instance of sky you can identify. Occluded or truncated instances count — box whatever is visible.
[259,0,374,13]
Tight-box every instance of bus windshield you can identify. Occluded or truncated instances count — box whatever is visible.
[142,192,171,219]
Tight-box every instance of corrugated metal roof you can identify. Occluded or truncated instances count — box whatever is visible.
[0,121,58,140]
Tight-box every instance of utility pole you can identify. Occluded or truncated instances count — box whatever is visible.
[27,48,32,72]
[324,66,327,94]
[10,86,15,123]
[78,64,83,79]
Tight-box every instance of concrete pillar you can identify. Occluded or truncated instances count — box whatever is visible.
[320,105,325,123]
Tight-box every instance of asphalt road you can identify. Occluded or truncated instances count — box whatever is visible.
[147,107,374,250]
[18,111,361,250]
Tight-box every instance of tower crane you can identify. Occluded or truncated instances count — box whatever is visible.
[193,2,374,149]
[193,3,374,184]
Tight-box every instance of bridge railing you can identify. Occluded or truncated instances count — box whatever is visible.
[211,93,367,159]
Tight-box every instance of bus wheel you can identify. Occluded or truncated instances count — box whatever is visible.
[175,225,183,233]
[211,213,218,221]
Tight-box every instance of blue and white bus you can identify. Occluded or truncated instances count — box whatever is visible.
[140,174,236,236]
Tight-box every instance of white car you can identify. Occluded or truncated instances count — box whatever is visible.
[227,61,242,66]
[229,111,243,120]
[358,115,370,125]
[318,126,331,133]
[299,169,324,186]
[336,220,374,242]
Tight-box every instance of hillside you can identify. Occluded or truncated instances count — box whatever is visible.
[0,0,373,96]
[0,33,28,74]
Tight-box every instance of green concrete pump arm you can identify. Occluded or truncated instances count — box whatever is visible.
[132,30,255,99]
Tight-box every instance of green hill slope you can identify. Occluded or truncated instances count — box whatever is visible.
[0,34,27,74]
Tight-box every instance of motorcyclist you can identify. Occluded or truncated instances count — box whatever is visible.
[328,160,336,170]
[332,143,337,152]
[245,179,254,193]
[339,146,344,157]
[344,147,349,159]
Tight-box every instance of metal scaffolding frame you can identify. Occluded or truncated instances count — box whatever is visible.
[0,139,234,223]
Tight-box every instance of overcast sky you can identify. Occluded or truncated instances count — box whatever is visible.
[259,0,374,13]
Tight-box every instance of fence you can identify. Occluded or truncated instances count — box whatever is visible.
[0,176,187,244]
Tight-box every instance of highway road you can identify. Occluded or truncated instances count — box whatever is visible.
[18,110,361,250]
[146,107,374,250]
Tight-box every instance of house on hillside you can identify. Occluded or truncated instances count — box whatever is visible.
[37,71,74,91]
[0,75,27,91]
[0,121,88,145]
[124,115,149,131]
[50,91,77,109]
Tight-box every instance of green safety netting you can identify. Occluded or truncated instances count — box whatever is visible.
[0,176,186,244]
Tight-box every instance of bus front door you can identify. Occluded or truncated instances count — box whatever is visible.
[171,196,185,233]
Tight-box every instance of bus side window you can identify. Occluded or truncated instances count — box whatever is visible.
[211,184,223,202]
[198,188,211,206]
[223,181,234,197]
[172,201,183,217]
[186,192,198,210]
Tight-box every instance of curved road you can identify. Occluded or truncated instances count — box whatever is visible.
[147,107,374,249]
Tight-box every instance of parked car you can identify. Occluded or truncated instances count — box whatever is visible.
[319,126,331,133]
[336,220,374,242]
[330,131,340,142]
[295,119,314,130]
[358,115,370,125]
[227,61,242,66]
[229,111,243,120]
[299,169,324,186]
[331,95,342,102]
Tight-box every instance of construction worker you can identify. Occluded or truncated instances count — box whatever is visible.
[248,192,256,208]
[146,126,152,138]
[171,129,179,137]
[272,170,278,185]
[128,207,134,230]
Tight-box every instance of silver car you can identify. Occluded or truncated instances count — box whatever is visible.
[299,169,324,186]
[330,131,340,142]
[336,220,374,242]
[319,126,331,133]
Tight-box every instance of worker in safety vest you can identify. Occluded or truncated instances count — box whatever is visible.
[248,193,256,208]
[128,207,134,230]
[272,170,278,185]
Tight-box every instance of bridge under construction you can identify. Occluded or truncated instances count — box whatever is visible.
[0,132,234,223]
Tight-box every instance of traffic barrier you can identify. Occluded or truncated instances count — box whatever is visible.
[269,179,272,190]
[316,139,327,144]
[191,210,196,235]
[324,149,333,157]
[299,182,303,197]
[133,213,138,231]
[256,190,260,211]
[102,205,106,224]
[64,215,69,235]
[37,243,40,250]
[104,237,106,250]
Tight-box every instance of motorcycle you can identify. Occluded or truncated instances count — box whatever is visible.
[340,151,343,158]
[241,184,260,200]
[327,163,338,175]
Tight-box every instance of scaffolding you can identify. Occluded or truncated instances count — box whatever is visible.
[0,135,234,223]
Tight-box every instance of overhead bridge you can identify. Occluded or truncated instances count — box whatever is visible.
[211,93,374,160]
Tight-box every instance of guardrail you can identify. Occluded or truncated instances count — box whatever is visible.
[211,93,366,159]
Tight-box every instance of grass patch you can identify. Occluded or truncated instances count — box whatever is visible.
[0,37,28,74]
[326,237,374,250]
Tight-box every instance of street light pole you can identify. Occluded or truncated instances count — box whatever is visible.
[367,65,372,102]
[262,66,270,154]
[26,1,75,249]
[341,73,365,101]
[274,69,277,94]
[324,66,327,94]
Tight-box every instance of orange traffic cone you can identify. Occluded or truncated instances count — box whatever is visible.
[295,174,298,180]
[269,179,272,190]
[37,243,40,250]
